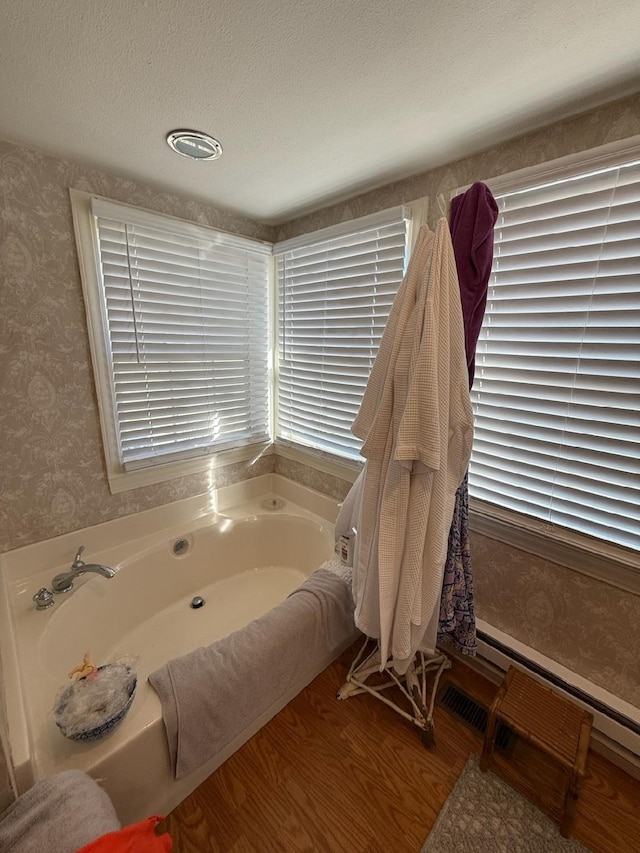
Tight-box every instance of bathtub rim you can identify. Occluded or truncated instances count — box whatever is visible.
[1,474,339,587]
[0,473,340,801]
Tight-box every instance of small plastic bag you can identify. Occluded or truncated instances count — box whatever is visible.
[52,654,138,743]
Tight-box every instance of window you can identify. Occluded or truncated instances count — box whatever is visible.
[274,208,410,459]
[71,191,271,491]
[470,142,640,559]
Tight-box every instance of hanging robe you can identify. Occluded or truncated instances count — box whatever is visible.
[449,181,499,386]
[437,181,499,655]
[352,219,473,674]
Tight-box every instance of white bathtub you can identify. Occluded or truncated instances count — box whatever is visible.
[0,475,345,824]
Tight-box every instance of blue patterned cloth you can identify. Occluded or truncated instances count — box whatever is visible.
[438,473,477,655]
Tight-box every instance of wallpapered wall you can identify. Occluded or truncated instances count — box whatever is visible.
[0,144,278,805]
[275,91,640,710]
[275,91,640,241]
[0,142,277,555]
[1,95,640,801]
[3,93,639,554]
[273,458,640,708]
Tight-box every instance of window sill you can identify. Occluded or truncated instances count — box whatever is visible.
[107,441,274,494]
[106,437,358,495]
[274,440,362,485]
[470,500,640,596]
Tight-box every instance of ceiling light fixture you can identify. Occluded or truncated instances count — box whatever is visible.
[166,130,223,160]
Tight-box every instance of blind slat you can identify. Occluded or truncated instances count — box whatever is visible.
[94,202,270,467]
[275,212,409,459]
[473,153,640,554]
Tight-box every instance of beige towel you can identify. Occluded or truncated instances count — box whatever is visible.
[149,567,357,780]
[352,219,473,673]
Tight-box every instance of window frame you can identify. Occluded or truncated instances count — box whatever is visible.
[274,206,413,461]
[70,189,273,493]
[469,134,640,592]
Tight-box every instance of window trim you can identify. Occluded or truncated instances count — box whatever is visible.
[274,438,362,484]
[274,205,411,460]
[483,133,640,196]
[70,172,640,598]
[470,503,640,595]
[467,135,640,590]
[70,188,273,493]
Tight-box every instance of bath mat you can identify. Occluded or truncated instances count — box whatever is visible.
[421,754,590,853]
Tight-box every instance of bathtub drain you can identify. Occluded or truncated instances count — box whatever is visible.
[190,596,205,609]
[260,497,286,511]
[173,538,190,556]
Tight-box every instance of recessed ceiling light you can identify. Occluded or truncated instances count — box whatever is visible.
[166,130,223,160]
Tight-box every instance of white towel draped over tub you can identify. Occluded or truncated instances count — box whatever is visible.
[352,219,473,674]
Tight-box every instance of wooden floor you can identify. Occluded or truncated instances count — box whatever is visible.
[166,644,640,852]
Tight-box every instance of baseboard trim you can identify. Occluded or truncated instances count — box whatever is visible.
[443,620,640,781]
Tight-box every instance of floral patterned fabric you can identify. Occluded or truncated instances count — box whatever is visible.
[438,473,476,655]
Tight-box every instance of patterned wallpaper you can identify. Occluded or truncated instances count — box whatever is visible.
[1,91,640,720]
[273,455,354,503]
[472,533,640,708]
[0,141,275,555]
[275,91,640,710]
[275,91,640,241]
[278,460,640,708]
[3,93,639,555]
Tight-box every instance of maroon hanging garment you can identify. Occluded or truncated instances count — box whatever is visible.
[449,181,499,387]
[438,182,498,655]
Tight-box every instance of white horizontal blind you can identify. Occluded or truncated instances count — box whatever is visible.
[275,209,409,459]
[471,157,640,553]
[92,199,270,468]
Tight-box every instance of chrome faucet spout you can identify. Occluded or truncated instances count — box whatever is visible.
[51,558,116,594]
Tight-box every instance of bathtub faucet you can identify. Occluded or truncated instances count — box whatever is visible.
[51,545,116,593]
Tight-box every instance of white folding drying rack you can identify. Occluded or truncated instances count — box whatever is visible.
[337,636,451,746]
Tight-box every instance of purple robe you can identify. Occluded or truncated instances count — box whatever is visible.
[438,182,498,656]
[449,181,499,387]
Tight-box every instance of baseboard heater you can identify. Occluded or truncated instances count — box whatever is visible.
[472,619,640,762]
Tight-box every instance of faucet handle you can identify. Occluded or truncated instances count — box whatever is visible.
[33,588,54,610]
[72,545,85,569]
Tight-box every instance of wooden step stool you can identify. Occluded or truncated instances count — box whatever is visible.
[480,666,593,838]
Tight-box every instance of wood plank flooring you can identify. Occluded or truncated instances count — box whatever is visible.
[166,644,640,852]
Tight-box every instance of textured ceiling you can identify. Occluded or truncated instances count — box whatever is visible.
[2,0,640,224]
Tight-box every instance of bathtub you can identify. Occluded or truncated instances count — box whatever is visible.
[0,475,348,824]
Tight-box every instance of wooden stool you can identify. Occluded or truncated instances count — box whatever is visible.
[480,666,593,838]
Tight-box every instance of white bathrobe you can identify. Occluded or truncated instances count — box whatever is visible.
[352,219,473,674]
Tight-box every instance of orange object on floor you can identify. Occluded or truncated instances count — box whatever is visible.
[76,816,172,852]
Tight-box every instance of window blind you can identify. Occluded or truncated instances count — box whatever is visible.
[275,208,409,459]
[92,199,270,469]
[471,157,640,554]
